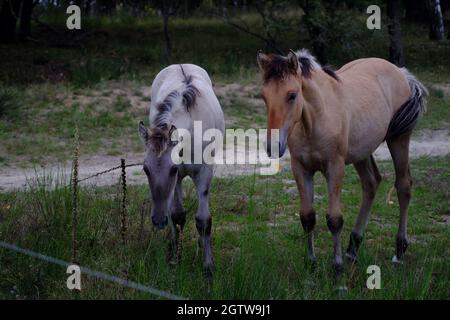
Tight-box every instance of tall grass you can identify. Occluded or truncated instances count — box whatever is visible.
[0,156,448,299]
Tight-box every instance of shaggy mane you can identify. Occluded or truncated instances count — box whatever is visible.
[152,65,200,130]
[262,49,340,83]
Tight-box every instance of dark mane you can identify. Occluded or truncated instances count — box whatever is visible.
[262,54,296,83]
[298,56,314,78]
[262,50,340,83]
[152,65,200,129]
[322,65,340,81]
[153,90,179,129]
[148,126,170,155]
[181,74,200,110]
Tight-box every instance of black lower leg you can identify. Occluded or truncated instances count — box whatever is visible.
[171,209,187,229]
[396,234,409,259]
[326,214,344,274]
[346,231,363,261]
[326,215,343,234]
[195,215,212,236]
[196,215,213,279]
[300,210,316,233]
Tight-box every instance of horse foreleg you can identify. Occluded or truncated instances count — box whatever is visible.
[169,178,186,263]
[193,166,214,280]
[346,156,381,262]
[291,160,316,266]
[325,159,345,275]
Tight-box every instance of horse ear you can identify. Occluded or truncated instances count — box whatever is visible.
[287,49,299,73]
[138,121,149,143]
[257,50,271,71]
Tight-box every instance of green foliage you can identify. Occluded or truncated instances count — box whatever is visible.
[0,88,21,121]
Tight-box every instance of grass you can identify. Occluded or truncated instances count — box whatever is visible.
[0,155,448,299]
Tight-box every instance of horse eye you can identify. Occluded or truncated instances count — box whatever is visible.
[287,92,297,102]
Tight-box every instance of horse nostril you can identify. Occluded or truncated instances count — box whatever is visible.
[266,141,272,157]
[279,142,285,157]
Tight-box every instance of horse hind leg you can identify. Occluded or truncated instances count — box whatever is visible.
[346,155,381,263]
[387,133,413,262]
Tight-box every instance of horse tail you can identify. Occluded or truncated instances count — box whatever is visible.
[385,68,428,141]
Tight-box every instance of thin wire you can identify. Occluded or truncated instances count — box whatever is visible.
[77,163,143,183]
[0,241,187,300]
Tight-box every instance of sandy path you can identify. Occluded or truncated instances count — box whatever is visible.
[0,129,448,192]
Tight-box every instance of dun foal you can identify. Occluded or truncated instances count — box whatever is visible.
[257,49,427,272]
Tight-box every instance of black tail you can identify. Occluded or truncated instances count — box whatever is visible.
[385,69,428,141]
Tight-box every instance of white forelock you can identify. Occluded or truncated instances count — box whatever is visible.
[295,49,322,70]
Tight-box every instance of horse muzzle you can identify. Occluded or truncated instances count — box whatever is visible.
[266,127,288,158]
[152,215,168,230]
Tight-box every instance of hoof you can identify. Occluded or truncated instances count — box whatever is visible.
[345,252,357,265]
[336,286,348,299]
[391,255,403,265]
[305,255,317,271]
[204,264,214,280]
[332,262,344,280]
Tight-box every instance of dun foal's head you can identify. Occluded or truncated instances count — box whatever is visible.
[257,50,303,158]
[139,121,178,229]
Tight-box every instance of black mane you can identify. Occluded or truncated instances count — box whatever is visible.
[263,50,340,83]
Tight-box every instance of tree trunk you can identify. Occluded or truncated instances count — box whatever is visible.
[0,0,22,43]
[19,0,33,40]
[427,0,445,40]
[163,14,172,61]
[387,0,405,67]
[404,0,428,22]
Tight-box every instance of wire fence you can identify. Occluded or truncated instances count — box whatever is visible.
[0,241,186,300]
[0,153,187,300]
